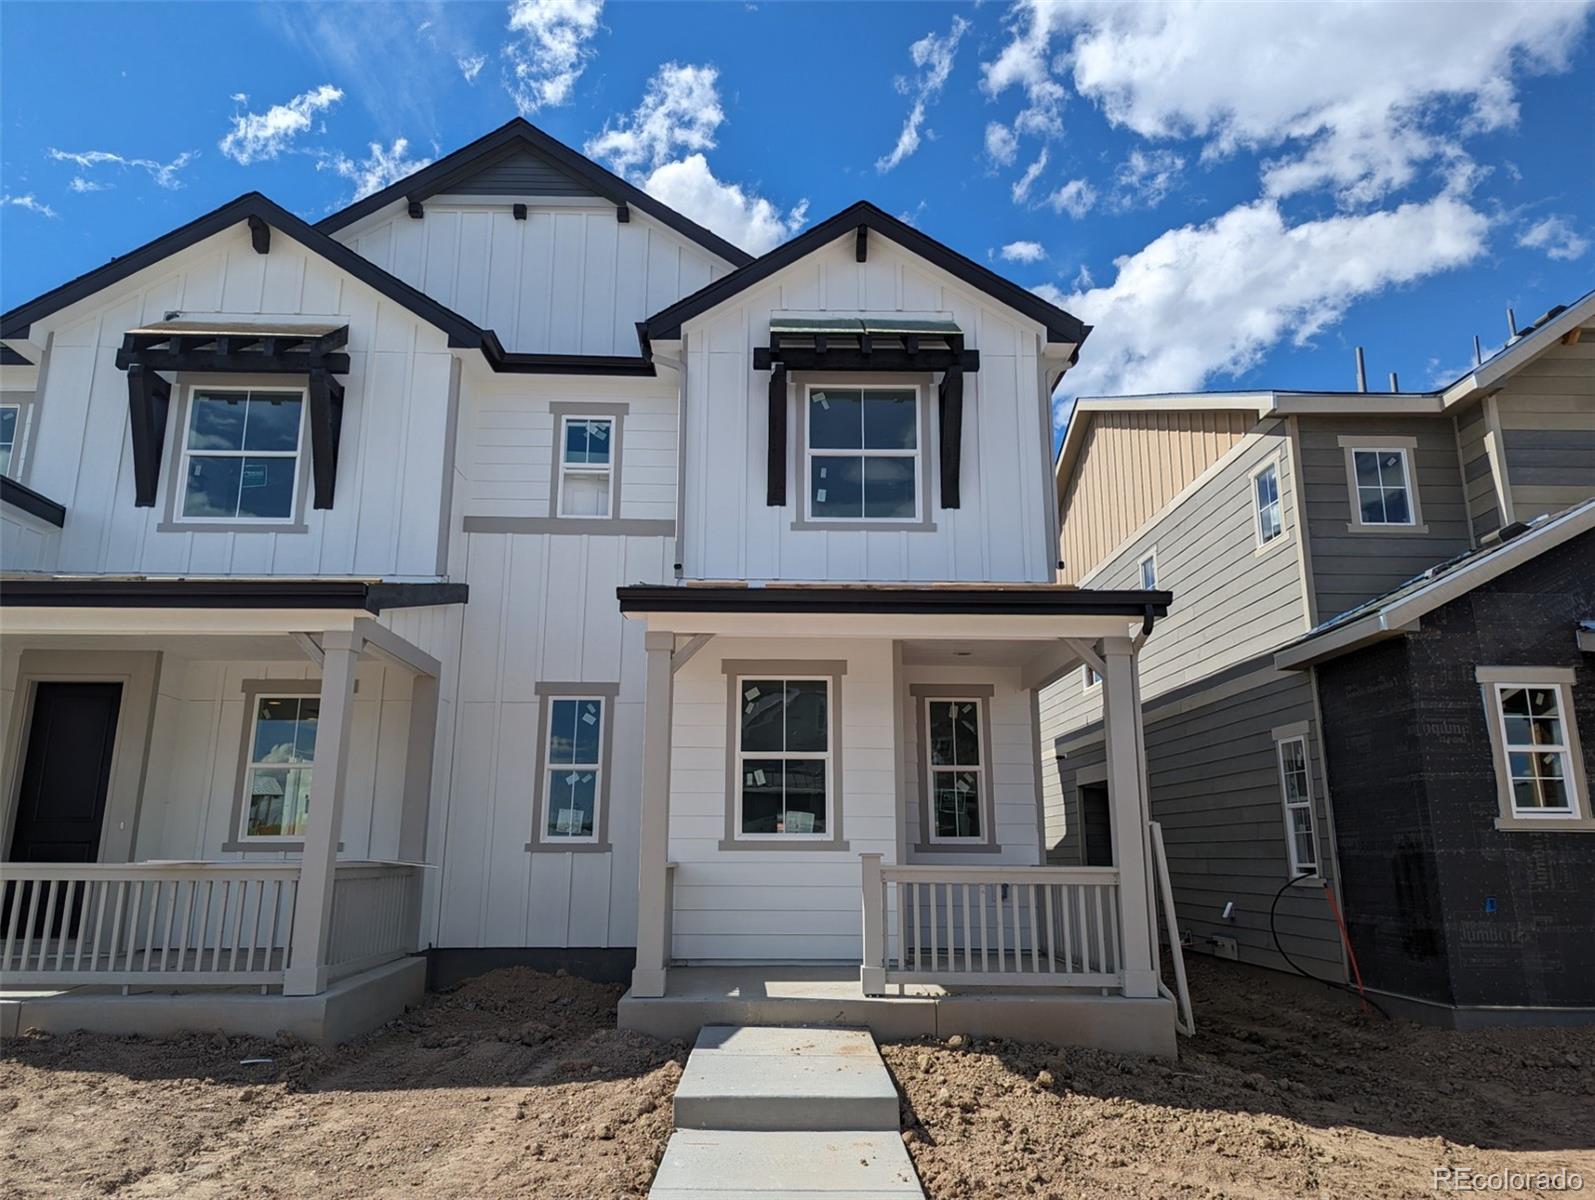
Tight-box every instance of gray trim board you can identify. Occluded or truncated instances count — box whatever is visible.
[527,681,620,852]
[909,684,998,854]
[463,516,676,536]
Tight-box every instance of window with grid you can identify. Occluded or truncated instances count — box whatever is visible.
[543,697,604,840]
[1276,736,1317,874]
[806,387,919,521]
[181,388,304,521]
[926,698,983,841]
[736,678,830,837]
[1492,684,1577,816]
[558,417,614,517]
[1351,448,1414,525]
[1253,462,1283,546]
[0,403,18,477]
[242,696,318,839]
[1139,552,1157,589]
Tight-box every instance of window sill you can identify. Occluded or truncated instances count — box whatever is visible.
[1342,522,1430,535]
[524,840,611,853]
[717,837,851,852]
[161,520,309,535]
[1252,535,1291,559]
[790,519,937,534]
[912,841,1002,855]
[1494,815,1595,832]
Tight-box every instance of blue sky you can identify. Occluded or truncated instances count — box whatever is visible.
[3,1,1592,431]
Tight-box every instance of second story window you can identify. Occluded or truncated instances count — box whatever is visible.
[557,416,614,518]
[180,388,304,522]
[1139,550,1158,589]
[1351,447,1413,526]
[1252,460,1283,547]
[806,386,920,522]
[0,403,18,476]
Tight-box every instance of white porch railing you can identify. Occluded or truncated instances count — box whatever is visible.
[861,855,1124,991]
[0,861,421,989]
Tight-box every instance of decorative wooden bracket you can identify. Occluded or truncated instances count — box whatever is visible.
[938,365,964,509]
[855,224,868,262]
[247,215,271,255]
[767,364,788,507]
[306,367,346,510]
[126,363,172,507]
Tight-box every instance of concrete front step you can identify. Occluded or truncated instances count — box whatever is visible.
[649,1129,922,1198]
[673,1025,901,1132]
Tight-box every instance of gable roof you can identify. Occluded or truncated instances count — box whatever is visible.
[1274,496,1595,669]
[315,118,753,268]
[639,201,1092,347]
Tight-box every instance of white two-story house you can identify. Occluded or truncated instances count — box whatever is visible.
[0,119,1178,1054]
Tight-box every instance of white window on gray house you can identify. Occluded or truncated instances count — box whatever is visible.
[737,678,830,837]
[1492,683,1577,816]
[1083,664,1100,691]
[927,698,984,841]
[1275,735,1317,874]
[543,697,605,839]
[1253,461,1283,546]
[0,403,18,476]
[242,696,318,839]
[1351,448,1414,525]
[807,387,919,521]
[557,416,614,518]
[1139,550,1158,589]
[181,388,304,521]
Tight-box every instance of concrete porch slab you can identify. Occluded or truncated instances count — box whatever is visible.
[0,955,424,1045]
[649,1129,922,1198]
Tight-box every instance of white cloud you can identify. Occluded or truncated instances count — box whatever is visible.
[1046,178,1095,219]
[1112,148,1183,209]
[1517,215,1589,262]
[319,138,433,200]
[49,147,195,189]
[219,84,343,165]
[68,176,107,193]
[458,53,486,82]
[1052,192,1489,418]
[999,240,1047,264]
[984,1,1590,205]
[505,0,604,114]
[985,122,1018,167]
[584,62,722,176]
[877,15,970,173]
[980,0,1068,140]
[1011,149,1048,204]
[642,154,807,256]
[3,194,58,218]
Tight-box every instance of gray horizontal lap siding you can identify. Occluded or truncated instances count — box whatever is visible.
[1455,401,1501,540]
[1298,416,1474,621]
[441,148,596,198]
[1501,427,1595,487]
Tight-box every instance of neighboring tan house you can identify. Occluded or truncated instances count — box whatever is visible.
[1041,292,1595,1027]
[0,119,1178,1054]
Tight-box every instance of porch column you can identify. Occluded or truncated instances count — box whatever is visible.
[283,628,362,996]
[631,630,675,998]
[1101,636,1158,999]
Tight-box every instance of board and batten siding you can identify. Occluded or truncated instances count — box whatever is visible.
[7,224,456,579]
[339,204,730,358]
[1297,415,1473,622]
[1492,330,1595,522]
[680,231,1055,583]
[1057,410,1253,583]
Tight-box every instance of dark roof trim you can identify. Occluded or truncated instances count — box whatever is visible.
[496,353,655,376]
[641,202,1091,346]
[616,584,1168,618]
[0,345,33,366]
[0,578,469,613]
[1,476,66,527]
[314,119,753,268]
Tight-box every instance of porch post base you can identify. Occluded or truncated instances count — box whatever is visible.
[860,966,886,996]
[283,964,329,997]
[1121,967,1159,999]
[631,967,668,998]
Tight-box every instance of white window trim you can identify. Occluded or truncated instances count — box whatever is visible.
[1274,731,1319,876]
[539,695,606,844]
[176,384,308,525]
[1138,547,1158,590]
[925,695,989,845]
[555,414,618,520]
[1082,663,1101,693]
[733,673,835,842]
[1338,435,1428,534]
[236,692,318,845]
[0,400,20,478]
[1250,456,1286,553]
[1476,666,1593,831]
[803,383,924,526]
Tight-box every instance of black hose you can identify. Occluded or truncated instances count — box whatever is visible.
[1269,874,1391,1020]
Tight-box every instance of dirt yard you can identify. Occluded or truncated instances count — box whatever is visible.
[3,959,1592,1199]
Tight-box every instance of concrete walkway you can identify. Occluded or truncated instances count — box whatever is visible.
[649,1025,925,1199]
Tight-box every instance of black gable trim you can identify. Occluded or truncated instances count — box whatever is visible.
[0,577,469,613]
[1,476,66,527]
[642,202,1091,346]
[315,119,753,268]
[0,345,32,366]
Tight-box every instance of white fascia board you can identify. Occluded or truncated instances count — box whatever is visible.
[1441,291,1595,410]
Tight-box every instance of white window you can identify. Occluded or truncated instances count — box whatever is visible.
[1139,550,1158,589]
[926,698,984,841]
[180,387,304,521]
[1083,664,1101,691]
[736,677,831,838]
[1351,447,1414,526]
[1489,683,1579,817]
[1275,735,1318,875]
[542,697,605,840]
[1253,461,1283,547]
[0,403,18,477]
[557,416,615,518]
[241,695,318,840]
[806,386,920,521]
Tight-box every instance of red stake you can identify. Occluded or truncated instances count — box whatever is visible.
[1322,880,1370,1016]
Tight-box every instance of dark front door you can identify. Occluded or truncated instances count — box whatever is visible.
[1080,782,1114,867]
[9,681,122,863]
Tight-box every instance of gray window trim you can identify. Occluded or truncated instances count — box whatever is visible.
[527,680,620,852]
[720,658,849,851]
[548,400,629,527]
[0,394,26,479]
[1250,454,1288,555]
[910,683,999,855]
[1475,666,1595,831]
[159,377,312,534]
[223,678,326,854]
[1337,434,1429,535]
[790,376,937,533]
